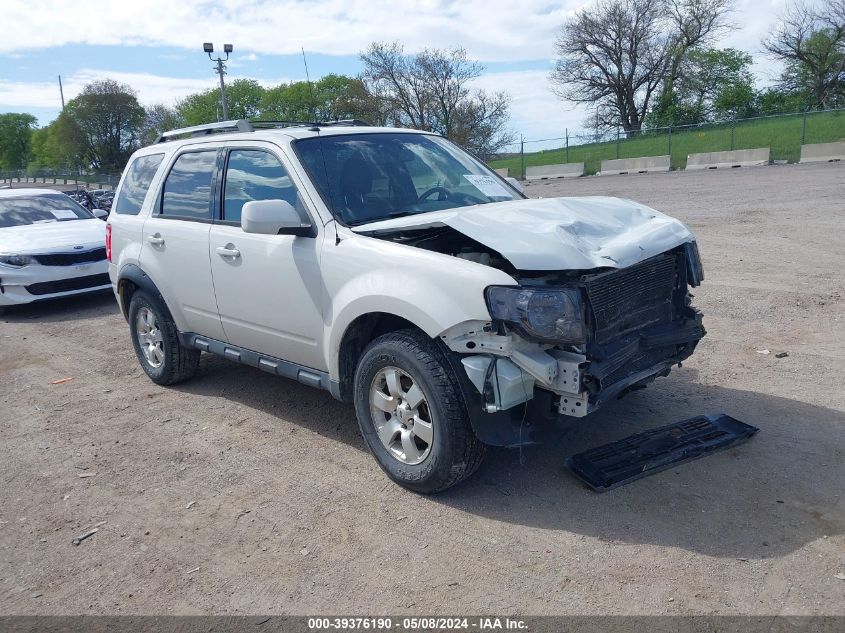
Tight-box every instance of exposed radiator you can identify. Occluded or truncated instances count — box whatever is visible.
[584,252,678,345]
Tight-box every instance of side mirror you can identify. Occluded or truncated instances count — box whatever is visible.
[92,209,108,220]
[241,199,313,236]
[505,176,525,195]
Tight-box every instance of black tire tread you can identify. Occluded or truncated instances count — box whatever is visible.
[129,291,199,386]
[356,328,485,493]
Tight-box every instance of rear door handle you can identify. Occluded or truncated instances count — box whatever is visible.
[147,234,164,246]
[215,245,241,258]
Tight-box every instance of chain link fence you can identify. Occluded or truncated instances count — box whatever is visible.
[0,169,121,190]
[491,108,845,178]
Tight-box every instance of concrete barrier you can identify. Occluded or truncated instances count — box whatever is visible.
[600,155,670,176]
[493,167,509,177]
[686,148,769,170]
[525,163,585,180]
[799,141,845,163]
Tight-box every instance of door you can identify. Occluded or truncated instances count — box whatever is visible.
[209,147,325,370]
[140,148,226,340]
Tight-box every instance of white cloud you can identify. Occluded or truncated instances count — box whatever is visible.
[0,0,791,68]
[0,0,578,61]
[0,0,792,138]
[471,69,589,149]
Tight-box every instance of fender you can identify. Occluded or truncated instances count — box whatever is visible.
[326,283,491,381]
[115,263,167,321]
[321,233,518,380]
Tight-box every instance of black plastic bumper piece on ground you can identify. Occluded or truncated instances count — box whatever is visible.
[565,414,759,492]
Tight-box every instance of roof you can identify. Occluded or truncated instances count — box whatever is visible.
[149,119,435,150]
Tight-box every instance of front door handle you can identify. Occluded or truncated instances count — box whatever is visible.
[147,233,164,246]
[215,245,241,258]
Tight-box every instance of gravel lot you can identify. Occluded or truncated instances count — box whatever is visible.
[1,162,844,616]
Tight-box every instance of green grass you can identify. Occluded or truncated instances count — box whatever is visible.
[490,109,845,177]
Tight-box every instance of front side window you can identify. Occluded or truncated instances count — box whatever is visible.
[295,133,522,226]
[0,194,93,228]
[114,153,164,215]
[160,150,217,220]
[223,150,298,223]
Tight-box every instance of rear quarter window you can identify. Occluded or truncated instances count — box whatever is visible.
[114,153,164,215]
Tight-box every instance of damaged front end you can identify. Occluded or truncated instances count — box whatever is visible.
[440,242,706,446]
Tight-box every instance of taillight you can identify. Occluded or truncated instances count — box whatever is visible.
[105,223,112,262]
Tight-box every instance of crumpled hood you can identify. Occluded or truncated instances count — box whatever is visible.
[0,219,106,254]
[352,196,694,271]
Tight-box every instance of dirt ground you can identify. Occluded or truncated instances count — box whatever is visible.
[1,162,844,616]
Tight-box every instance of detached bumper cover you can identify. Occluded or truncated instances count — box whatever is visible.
[566,414,759,491]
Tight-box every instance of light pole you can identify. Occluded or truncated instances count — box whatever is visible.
[203,42,233,121]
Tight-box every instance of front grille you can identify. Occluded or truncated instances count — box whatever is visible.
[585,253,678,345]
[32,248,106,266]
[26,273,110,296]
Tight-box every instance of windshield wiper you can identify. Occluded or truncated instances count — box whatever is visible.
[384,211,417,219]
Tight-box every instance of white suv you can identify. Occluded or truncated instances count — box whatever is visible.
[108,120,705,493]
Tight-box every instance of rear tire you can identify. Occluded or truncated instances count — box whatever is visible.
[128,291,199,385]
[353,329,485,493]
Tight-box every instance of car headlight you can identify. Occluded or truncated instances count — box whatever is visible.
[684,240,704,287]
[485,286,586,343]
[0,254,33,268]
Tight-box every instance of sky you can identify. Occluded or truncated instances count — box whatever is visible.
[0,0,788,151]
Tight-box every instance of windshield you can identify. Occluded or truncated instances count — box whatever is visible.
[295,132,522,226]
[0,194,93,228]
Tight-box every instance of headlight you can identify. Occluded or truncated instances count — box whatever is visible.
[684,240,704,287]
[0,254,33,268]
[485,286,586,343]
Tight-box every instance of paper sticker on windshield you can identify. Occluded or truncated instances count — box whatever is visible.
[50,209,78,220]
[463,175,513,199]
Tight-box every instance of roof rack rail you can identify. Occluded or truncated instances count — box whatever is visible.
[154,117,374,144]
[250,120,320,129]
[321,119,371,127]
[250,119,372,129]
[156,119,254,144]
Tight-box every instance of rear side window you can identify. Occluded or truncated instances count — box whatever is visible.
[114,153,164,215]
[223,150,298,223]
[160,150,217,220]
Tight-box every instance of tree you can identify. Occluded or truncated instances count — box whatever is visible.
[713,81,756,119]
[755,86,812,114]
[312,74,384,123]
[0,113,37,170]
[360,42,514,156]
[551,0,733,133]
[260,81,315,121]
[764,0,845,108]
[64,79,144,172]
[141,104,184,146]
[649,48,755,124]
[28,112,86,171]
[177,79,264,125]
[656,0,735,115]
[260,75,385,123]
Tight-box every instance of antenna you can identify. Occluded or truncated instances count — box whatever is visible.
[301,47,318,125]
[58,75,65,109]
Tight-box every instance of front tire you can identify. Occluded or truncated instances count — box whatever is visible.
[353,329,485,493]
[128,291,199,386]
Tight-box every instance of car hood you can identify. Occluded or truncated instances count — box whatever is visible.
[0,219,106,254]
[351,196,694,271]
